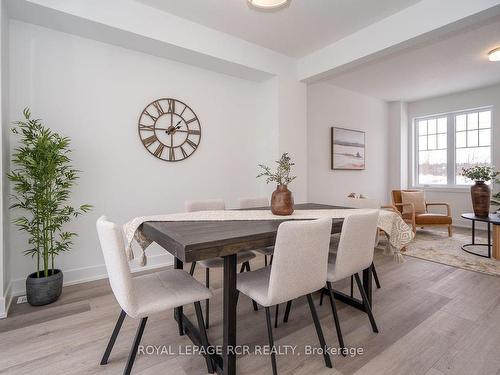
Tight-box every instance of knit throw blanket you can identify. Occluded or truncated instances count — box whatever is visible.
[124,209,414,266]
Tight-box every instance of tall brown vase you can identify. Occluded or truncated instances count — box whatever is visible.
[471,181,491,217]
[271,185,294,216]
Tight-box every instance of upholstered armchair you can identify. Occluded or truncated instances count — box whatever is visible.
[391,190,452,237]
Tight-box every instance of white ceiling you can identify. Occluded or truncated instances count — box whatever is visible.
[136,0,422,57]
[326,17,500,102]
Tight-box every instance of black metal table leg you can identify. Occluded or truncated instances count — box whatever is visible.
[488,222,491,258]
[462,218,492,258]
[174,257,184,336]
[472,220,475,245]
[362,266,373,307]
[223,254,238,375]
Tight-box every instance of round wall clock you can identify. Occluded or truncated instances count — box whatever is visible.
[138,98,201,162]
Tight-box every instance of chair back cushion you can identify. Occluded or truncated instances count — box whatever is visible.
[333,211,379,281]
[184,199,226,212]
[401,191,426,214]
[96,216,137,316]
[238,197,269,209]
[268,218,332,305]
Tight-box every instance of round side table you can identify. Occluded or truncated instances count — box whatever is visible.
[461,213,500,258]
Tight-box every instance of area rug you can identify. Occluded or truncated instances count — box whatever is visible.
[384,230,500,277]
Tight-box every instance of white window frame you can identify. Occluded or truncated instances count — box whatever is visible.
[411,106,493,190]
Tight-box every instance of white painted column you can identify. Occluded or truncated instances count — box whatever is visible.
[387,101,409,195]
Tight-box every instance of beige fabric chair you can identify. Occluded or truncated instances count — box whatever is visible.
[238,196,269,209]
[324,211,380,354]
[237,218,333,375]
[184,198,226,213]
[186,199,256,328]
[238,197,274,265]
[341,196,387,290]
[96,216,213,375]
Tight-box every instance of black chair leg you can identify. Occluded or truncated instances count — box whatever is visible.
[205,268,210,329]
[354,273,378,333]
[371,263,381,289]
[350,275,354,297]
[189,262,197,276]
[252,299,259,312]
[274,304,279,328]
[283,300,292,323]
[306,294,332,368]
[101,309,126,365]
[239,263,246,273]
[265,307,278,375]
[319,289,325,306]
[326,282,346,356]
[264,255,268,267]
[123,317,148,375]
[194,302,215,374]
[270,255,274,265]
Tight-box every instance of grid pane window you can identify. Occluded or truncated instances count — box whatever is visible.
[414,107,492,187]
[417,116,447,185]
[455,110,492,185]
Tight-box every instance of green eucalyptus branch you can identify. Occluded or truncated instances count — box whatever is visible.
[461,165,499,182]
[8,108,92,278]
[257,153,297,186]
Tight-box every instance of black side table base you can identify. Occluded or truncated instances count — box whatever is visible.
[461,244,491,258]
[461,213,494,259]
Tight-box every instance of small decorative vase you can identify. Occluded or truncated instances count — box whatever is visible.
[271,185,294,216]
[470,181,491,217]
[26,269,63,306]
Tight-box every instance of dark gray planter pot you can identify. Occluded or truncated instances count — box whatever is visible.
[26,269,63,306]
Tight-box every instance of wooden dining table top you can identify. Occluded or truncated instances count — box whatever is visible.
[142,203,345,263]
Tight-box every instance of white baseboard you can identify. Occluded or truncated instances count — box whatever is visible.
[6,253,174,310]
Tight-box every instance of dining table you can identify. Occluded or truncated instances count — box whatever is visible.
[141,203,379,375]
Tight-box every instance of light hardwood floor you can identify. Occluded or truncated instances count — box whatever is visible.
[1,230,500,375]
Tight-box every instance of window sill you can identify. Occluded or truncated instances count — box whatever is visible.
[411,186,469,193]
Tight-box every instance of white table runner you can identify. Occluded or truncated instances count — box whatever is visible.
[124,209,414,266]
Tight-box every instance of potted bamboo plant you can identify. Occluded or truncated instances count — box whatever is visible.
[8,108,91,306]
[257,153,296,215]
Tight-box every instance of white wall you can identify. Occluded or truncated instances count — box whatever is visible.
[7,21,278,295]
[307,83,389,206]
[0,0,9,318]
[407,83,500,226]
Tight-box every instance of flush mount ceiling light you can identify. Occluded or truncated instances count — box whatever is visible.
[247,0,291,10]
[489,47,500,62]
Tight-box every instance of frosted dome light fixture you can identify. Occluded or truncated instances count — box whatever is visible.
[248,0,290,10]
[488,47,500,62]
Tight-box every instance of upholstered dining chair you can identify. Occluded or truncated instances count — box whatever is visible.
[324,211,380,353]
[185,199,257,328]
[238,197,275,266]
[342,197,387,291]
[96,217,213,375]
[237,218,333,375]
[391,189,452,236]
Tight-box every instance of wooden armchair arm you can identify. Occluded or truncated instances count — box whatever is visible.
[426,202,451,216]
[393,202,415,212]
[381,205,402,217]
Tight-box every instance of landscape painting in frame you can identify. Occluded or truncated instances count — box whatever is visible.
[331,127,365,170]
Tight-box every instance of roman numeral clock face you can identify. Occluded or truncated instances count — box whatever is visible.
[138,98,201,162]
